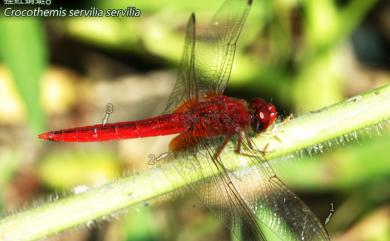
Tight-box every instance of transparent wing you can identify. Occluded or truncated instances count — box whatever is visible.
[195,0,252,96]
[168,137,266,241]
[225,138,331,241]
[164,14,197,114]
[164,0,252,113]
[165,127,329,240]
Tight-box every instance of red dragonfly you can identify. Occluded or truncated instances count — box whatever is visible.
[39,0,329,240]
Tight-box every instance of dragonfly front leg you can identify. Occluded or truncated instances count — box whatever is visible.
[259,113,295,144]
[235,130,273,158]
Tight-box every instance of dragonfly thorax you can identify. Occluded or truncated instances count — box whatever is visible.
[249,98,277,133]
[186,95,251,136]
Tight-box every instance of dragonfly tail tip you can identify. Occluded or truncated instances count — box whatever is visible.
[38,132,54,141]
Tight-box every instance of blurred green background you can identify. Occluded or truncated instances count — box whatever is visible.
[0,0,389,240]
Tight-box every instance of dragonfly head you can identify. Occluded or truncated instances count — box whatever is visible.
[249,98,277,133]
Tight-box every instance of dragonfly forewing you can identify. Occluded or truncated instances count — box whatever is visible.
[164,0,252,113]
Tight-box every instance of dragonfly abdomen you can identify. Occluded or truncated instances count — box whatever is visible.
[38,114,188,142]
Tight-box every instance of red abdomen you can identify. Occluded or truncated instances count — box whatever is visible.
[38,114,188,142]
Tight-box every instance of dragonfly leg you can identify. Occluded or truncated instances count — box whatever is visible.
[261,113,295,143]
[213,135,232,159]
[213,135,244,181]
[235,136,242,153]
[235,130,251,153]
[244,129,253,149]
[254,143,276,155]
[234,129,276,159]
[284,113,294,123]
[260,132,283,143]
[262,143,271,153]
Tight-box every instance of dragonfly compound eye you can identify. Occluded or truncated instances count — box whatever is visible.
[249,98,277,133]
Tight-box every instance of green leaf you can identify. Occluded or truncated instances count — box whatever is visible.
[0,18,47,133]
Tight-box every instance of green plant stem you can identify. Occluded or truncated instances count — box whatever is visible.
[0,84,389,241]
[261,84,390,158]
